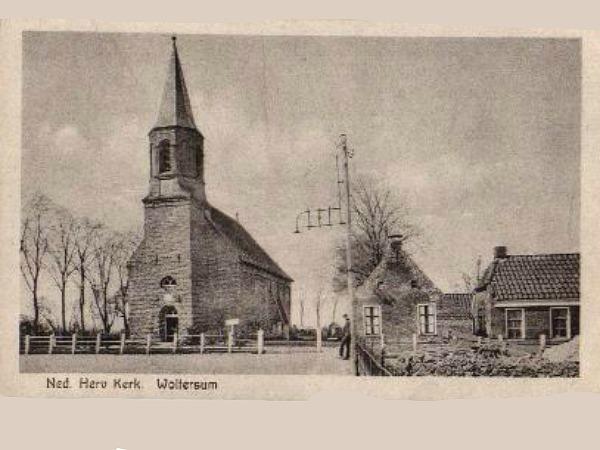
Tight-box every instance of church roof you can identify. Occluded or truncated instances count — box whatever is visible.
[208,206,293,282]
[154,37,198,130]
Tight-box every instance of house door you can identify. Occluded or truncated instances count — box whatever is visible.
[477,310,487,337]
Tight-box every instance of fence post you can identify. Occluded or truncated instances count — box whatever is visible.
[380,333,385,349]
[381,347,386,368]
[172,332,178,354]
[227,330,233,353]
[48,333,55,355]
[24,335,30,355]
[119,333,126,355]
[316,328,322,353]
[257,329,264,355]
[200,333,205,354]
[412,333,417,352]
[71,333,77,355]
[539,334,546,352]
[95,333,101,354]
[497,334,506,353]
[145,334,151,355]
[477,336,482,346]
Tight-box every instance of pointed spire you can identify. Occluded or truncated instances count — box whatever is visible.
[154,36,197,130]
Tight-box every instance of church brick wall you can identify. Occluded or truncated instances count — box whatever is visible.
[188,205,241,333]
[127,39,292,340]
[128,200,194,338]
[128,200,292,338]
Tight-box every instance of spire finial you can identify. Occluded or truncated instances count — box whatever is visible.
[153,35,197,130]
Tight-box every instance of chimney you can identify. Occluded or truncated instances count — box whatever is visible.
[494,246,508,259]
[388,234,403,262]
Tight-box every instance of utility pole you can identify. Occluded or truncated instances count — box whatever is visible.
[340,134,358,374]
[293,133,358,375]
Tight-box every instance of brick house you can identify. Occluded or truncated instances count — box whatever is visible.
[438,293,474,338]
[127,38,292,340]
[355,236,472,342]
[472,246,579,342]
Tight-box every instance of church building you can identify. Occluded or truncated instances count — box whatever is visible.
[127,37,292,341]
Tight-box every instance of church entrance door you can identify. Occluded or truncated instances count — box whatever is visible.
[164,315,178,342]
[159,305,179,342]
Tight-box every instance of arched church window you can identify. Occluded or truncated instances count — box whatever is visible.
[196,145,203,177]
[160,276,177,288]
[158,140,171,173]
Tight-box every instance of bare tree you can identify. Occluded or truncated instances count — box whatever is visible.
[73,218,101,333]
[39,301,58,333]
[461,255,483,292]
[87,227,119,334]
[112,231,140,337]
[331,294,339,324]
[47,205,78,333]
[314,288,327,334]
[20,193,52,333]
[333,176,420,289]
[298,290,305,329]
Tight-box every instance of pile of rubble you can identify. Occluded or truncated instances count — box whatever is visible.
[542,336,579,362]
[384,341,579,377]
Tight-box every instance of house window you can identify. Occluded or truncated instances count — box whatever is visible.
[363,305,381,336]
[417,304,436,335]
[158,140,171,173]
[506,308,525,339]
[550,307,571,339]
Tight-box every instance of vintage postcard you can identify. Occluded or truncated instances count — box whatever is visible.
[1,19,600,399]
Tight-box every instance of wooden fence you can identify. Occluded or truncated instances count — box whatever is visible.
[356,339,392,376]
[357,333,553,376]
[20,331,341,356]
[20,330,265,355]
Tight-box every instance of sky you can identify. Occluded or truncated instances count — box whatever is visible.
[21,32,580,327]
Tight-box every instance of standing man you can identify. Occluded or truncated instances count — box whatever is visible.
[339,314,351,360]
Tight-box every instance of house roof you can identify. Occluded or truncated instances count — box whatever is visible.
[355,249,441,303]
[153,37,198,131]
[477,253,579,302]
[439,293,472,319]
[207,206,293,282]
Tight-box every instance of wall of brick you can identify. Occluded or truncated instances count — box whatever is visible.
[571,306,580,336]
[128,199,194,338]
[367,289,432,341]
[238,265,290,334]
[488,304,580,341]
[188,204,241,333]
[129,199,292,338]
[437,318,473,338]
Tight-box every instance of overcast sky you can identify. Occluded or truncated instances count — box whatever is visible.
[22,32,580,326]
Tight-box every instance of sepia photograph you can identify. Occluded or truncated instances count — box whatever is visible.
[18,30,581,378]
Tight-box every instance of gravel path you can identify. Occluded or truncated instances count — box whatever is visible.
[20,346,353,375]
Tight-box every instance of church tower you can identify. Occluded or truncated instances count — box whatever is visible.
[146,36,205,205]
[127,36,204,340]
[127,37,293,342]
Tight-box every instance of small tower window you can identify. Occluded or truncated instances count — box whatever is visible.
[158,140,171,173]
[160,276,177,288]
